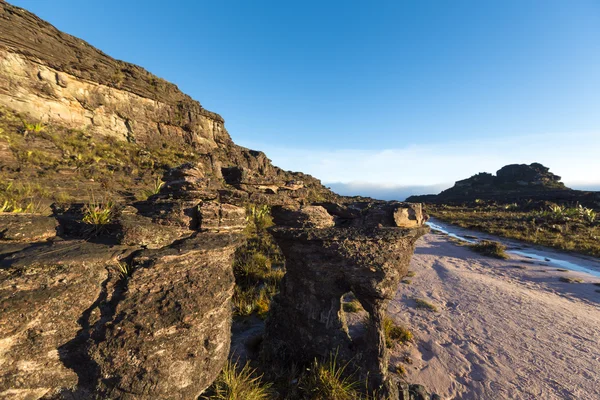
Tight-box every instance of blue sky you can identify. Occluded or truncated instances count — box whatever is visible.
[11,0,600,199]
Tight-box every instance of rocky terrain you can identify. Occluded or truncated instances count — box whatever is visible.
[407,163,600,258]
[407,163,600,208]
[0,2,434,399]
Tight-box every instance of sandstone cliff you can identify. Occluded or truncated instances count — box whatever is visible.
[0,1,336,208]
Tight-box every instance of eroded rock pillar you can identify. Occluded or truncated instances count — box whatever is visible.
[262,202,428,399]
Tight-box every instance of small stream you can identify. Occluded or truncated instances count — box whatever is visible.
[426,218,600,278]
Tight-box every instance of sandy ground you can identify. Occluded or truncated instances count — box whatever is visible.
[388,231,600,400]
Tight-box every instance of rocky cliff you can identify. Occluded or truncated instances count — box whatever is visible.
[0,2,431,399]
[0,1,336,208]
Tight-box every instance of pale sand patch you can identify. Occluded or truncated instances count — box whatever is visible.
[389,233,600,400]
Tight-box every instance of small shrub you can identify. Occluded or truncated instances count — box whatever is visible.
[468,240,509,259]
[233,287,258,317]
[299,353,360,400]
[21,120,45,134]
[140,176,164,200]
[401,279,412,285]
[255,289,271,318]
[206,360,272,400]
[414,298,438,312]
[245,204,273,236]
[82,198,114,225]
[383,316,413,348]
[405,271,416,278]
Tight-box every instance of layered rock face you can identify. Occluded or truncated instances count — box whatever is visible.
[0,164,247,399]
[262,202,428,399]
[0,2,228,149]
[0,1,337,205]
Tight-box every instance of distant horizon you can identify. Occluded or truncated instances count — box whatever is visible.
[9,0,600,197]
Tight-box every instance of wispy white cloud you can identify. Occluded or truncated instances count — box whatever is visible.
[237,131,600,198]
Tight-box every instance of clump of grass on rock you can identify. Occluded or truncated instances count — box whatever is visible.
[298,353,361,400]
[203,360,272,400]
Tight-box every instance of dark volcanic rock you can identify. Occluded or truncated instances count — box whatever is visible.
[262,203,428,399]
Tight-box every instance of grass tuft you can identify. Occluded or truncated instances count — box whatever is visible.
[116,261,134,279]
[383,316,413,348]
[82,198,114,225]
[299,353,361,400]
[21,120,45,134]
[395,364,407,376]
[205,360,272,400]
[468,240,509,259]
[414,298,438,312]
[342,299,362,313]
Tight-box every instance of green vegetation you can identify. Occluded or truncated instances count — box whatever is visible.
[468,240,509,259]
[383,316,413,348]
[232,204,284,318]
[0,181,44,213]
[203,361,272,400]
[427,201,600,257]
[0,106,200,212]
[21,119,45,134]
[116,261,134,279]
[82,198,114,226]
[414,298,438,312]
[138,175,165,200]
[405,271,416,278]
[401,279,412,285]
[298,354,361,400]
[394,364,407,376]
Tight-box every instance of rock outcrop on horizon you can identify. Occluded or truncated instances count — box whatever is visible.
[0,2,431,399]
[407,163,599,207]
